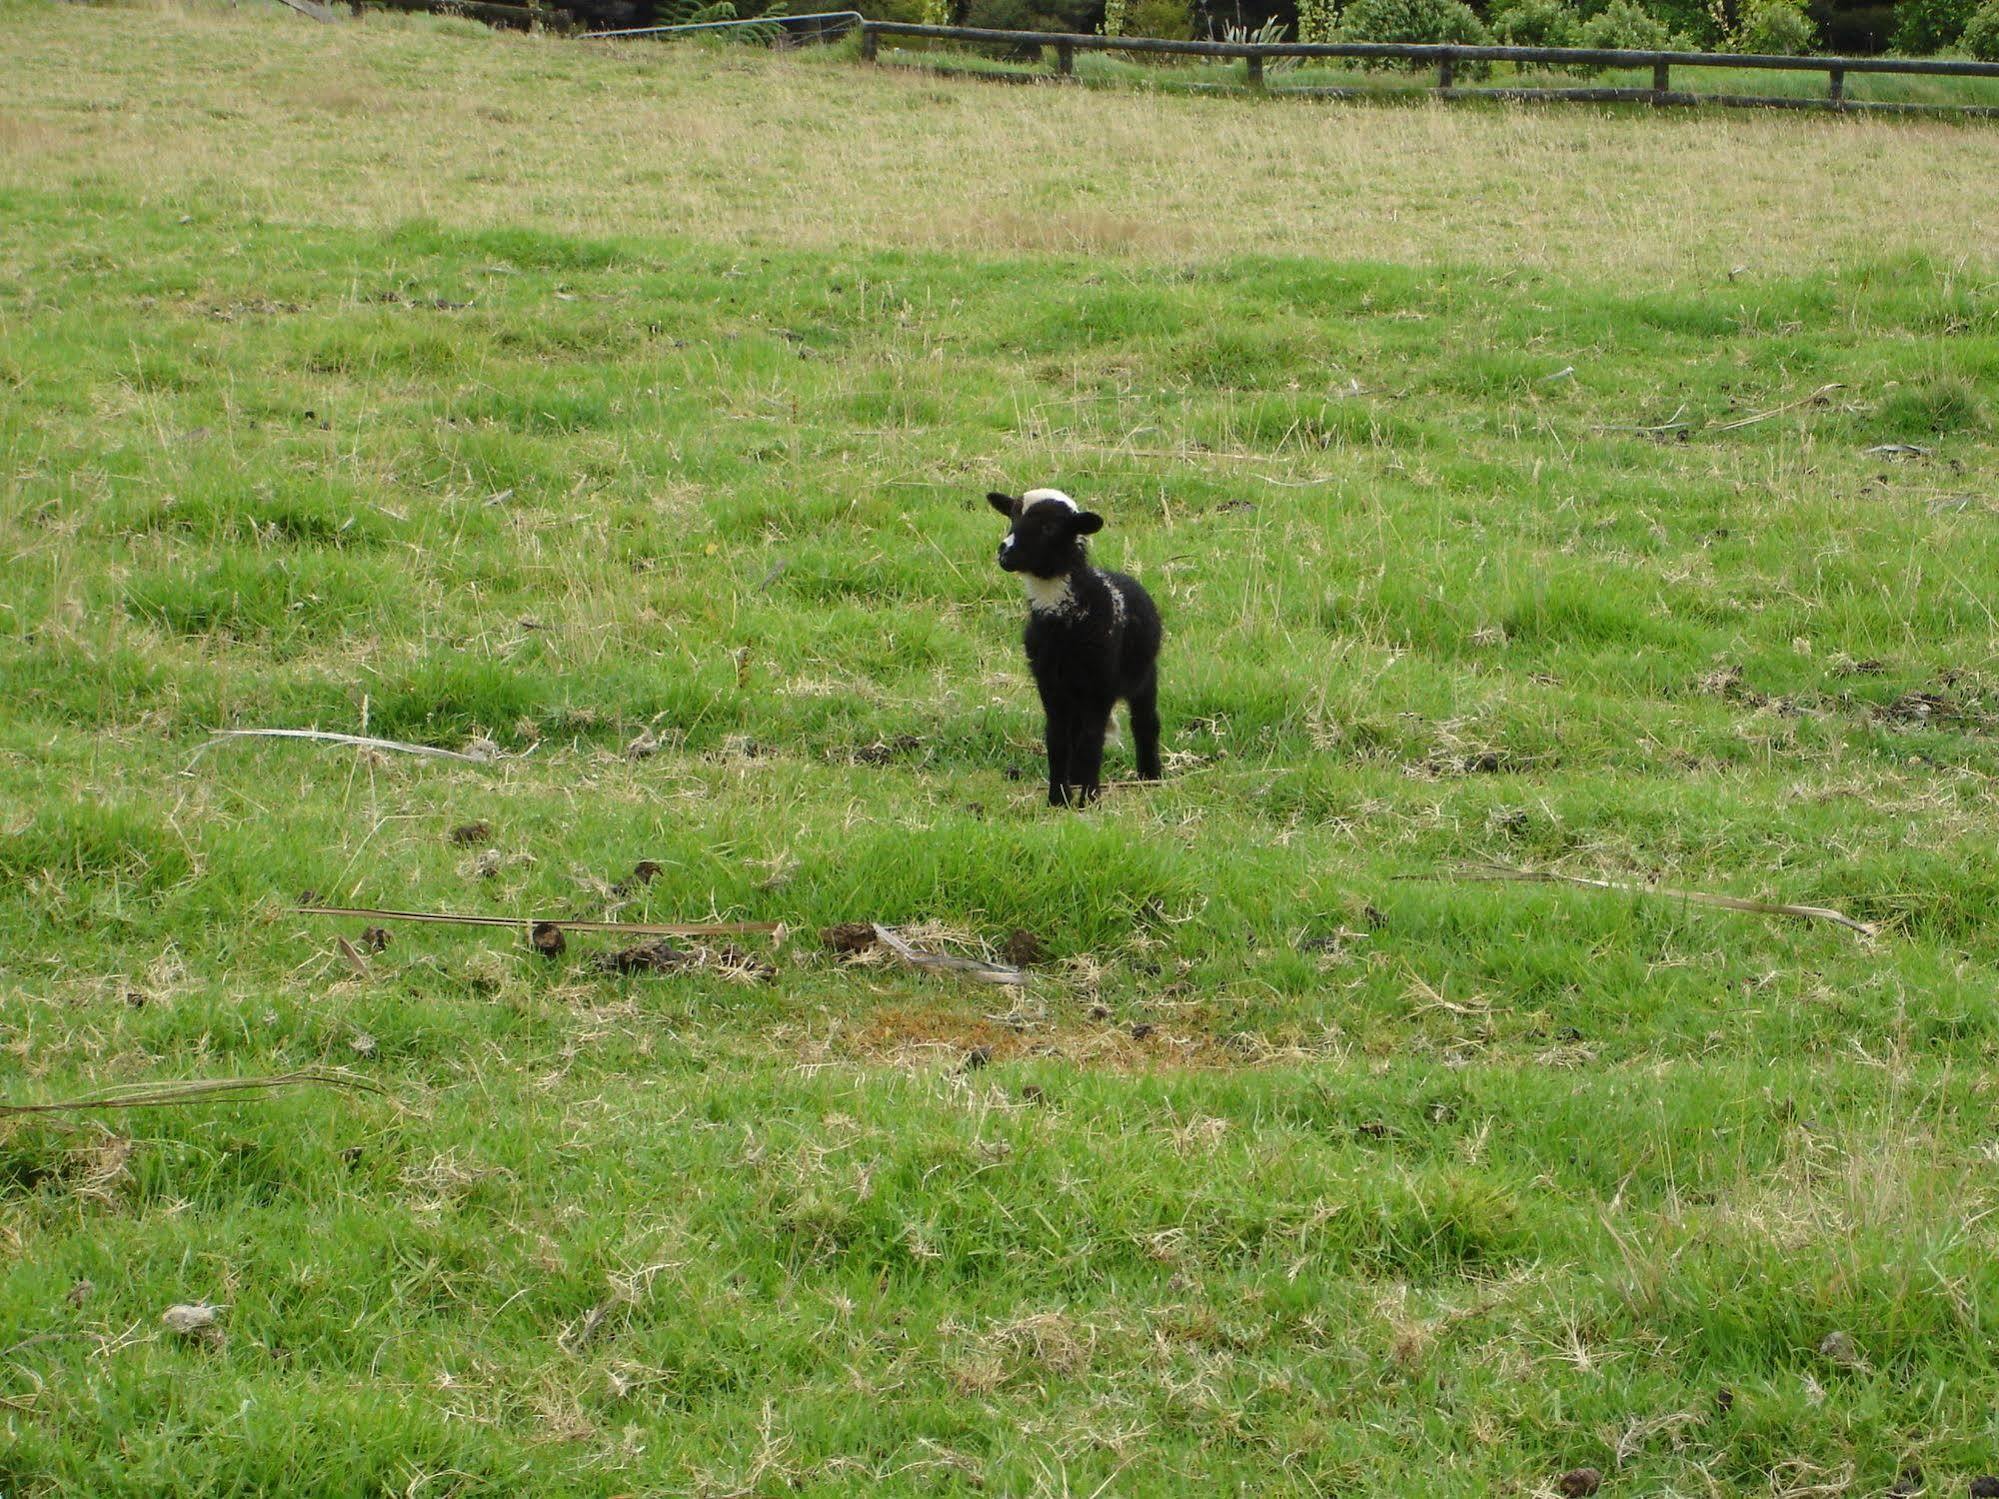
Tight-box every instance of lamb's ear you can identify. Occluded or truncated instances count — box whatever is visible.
[1072,511,1105,535]
[986,491,1018,517]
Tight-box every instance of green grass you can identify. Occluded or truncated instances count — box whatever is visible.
[4,2,1999,1494]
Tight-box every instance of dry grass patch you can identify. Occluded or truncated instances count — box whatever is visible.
[835,1002,1315,1070]
[3,1,1997,283]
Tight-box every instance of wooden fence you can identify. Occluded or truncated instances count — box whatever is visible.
[856,21,1999,115]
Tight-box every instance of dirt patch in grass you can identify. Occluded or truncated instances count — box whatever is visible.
[844,1004,1270,1071]
[854,1006,1024,1062]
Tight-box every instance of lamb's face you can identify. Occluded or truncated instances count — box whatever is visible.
[988,488,1104,578]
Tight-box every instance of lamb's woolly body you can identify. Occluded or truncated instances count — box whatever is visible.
[988,487,1163,807]
[1024,574,1076,615]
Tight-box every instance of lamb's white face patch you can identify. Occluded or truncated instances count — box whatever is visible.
[1021,488,1079,514]
[1024,573,1075,614]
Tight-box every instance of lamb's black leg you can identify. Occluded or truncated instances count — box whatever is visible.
[1129,673,1162,781]
[1043,710,1073,807]
[1068,706,1112,806]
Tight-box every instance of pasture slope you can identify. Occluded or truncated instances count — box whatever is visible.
[3,3,1999,1493]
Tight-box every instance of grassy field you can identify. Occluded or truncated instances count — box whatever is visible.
[4,2,1999,1493]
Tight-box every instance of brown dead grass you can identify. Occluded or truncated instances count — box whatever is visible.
[845,1002,1286,1070]
[291,82,394,117]
[0,112,66,157]
[4,1,1995,284]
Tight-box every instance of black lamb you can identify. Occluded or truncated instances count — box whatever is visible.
[988,487,1163,807]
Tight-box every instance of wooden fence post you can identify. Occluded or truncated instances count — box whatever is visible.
[1437,52,1455,90]
[1056,40,1074,75]
[1828,66,1845,104]
[860,24,878,59]
[1652,59,1669,99]
[1246,51,1265,88]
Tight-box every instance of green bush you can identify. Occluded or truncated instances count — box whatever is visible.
[1579,0,1674,47]
[1489,0,1582,46]
[1127,0,1193,36]
[1733,0,1818,48]
[1891,0,1976,50]
[1338,0,1493,65]
[962,0,1029,27]
[1296,0,1337,42]
[961,0,1103,30]
[1961,0,1999,55]
[1581,0,1718,47]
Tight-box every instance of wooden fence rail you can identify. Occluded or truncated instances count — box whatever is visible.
[855,21,1999,115]
[586,9,863,42]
